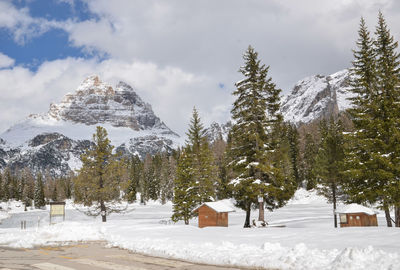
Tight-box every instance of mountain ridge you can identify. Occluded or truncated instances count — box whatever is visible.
[0,75,180,176]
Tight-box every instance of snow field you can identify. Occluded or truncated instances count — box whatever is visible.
[0,190,399,270]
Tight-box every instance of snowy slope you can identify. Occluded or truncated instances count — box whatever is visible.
[0,76,180,176]
[281,69,354,124]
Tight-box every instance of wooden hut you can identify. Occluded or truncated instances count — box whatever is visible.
[193,201,235,228]
[338,204,378,227]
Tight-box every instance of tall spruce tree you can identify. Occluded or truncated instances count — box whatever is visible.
[186,108,216,204]
[229,46,296,227]
[172,149,197,224]
[73,126,124,222]
[314,118,345,228]
[344,14,400,227]
[374,12,400,227]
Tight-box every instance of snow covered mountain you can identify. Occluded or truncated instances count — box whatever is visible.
[205,121,232,143]
[0,75,180,176]
[281,69,354,124]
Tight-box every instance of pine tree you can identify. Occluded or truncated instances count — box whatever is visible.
[73,126,124,222]
[34,173,46,209]
[212,134,231,199]
[160,154,174,204]
[314,118,345,228]
[51,180,58,202]
[302,133,318,190]
[186,107,206,153]
[172,149,197,224]
[3,169,12,201]
[22,169,35,208]
[344,13,400,227]
[125,155,142,203]
[17,174,25,201]
[287,123,301,186]
[344,16,380,211]
[186,107,216,204]
[374,12,400,227]
[229,46,296,227]
[0,173,3,201]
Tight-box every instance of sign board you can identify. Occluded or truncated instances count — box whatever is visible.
[50,204,65,216]
[258,196,264,203]
[49,202,66,224]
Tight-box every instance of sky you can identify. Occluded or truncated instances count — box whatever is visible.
[0,0,400,136]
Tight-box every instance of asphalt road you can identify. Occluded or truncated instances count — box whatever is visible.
[0,242,252,270]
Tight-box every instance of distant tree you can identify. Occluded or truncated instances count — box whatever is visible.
[34,173,46,208]
[287,123,301,186]
[302,133,318,190]
[212,134,231,199]
[160,154,175,204]
[73,126,125,222]
[3,169,12,201]
[0,173,3,201]
[125,155,142,203]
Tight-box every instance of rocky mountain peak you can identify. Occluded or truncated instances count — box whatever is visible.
[281,69,354,124]
[47,75,174,134]
[0,75,180,176]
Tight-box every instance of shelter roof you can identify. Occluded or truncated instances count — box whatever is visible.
[337,203,376,215]
[194,201,235,213]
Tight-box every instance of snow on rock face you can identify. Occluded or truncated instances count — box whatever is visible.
[0,75,180,176]
[281,69,354,124]
[48,75,173,133]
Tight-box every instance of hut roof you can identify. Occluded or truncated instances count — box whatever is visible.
[337,204,376,215]
[194,201,235,213]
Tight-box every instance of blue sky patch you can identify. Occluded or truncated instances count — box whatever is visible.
[0,0,100,70]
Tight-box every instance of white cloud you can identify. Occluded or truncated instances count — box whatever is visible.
[1,0,400,136]
[0,53,15,68]
[62,0,400,92]
[0,57,231,136]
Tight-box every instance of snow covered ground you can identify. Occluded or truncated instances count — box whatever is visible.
[1,190,399,270]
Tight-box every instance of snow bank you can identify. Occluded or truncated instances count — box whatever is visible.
[0,211,9,223]
[287,188,327,205]
[105,235,400,270]
[0,222,104,249]
[0,195,399,270]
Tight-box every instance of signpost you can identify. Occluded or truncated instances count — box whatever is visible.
[49,202,66,225]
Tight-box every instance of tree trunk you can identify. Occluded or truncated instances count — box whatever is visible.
[384,203,392,227]
[100,200,106,222]
[244,202,251,228]
[395,206,400,227]
[258,198,265,222]
[332,183,337,228]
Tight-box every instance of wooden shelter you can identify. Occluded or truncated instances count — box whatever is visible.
[338,204,378,227]
[193,201,235,228]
